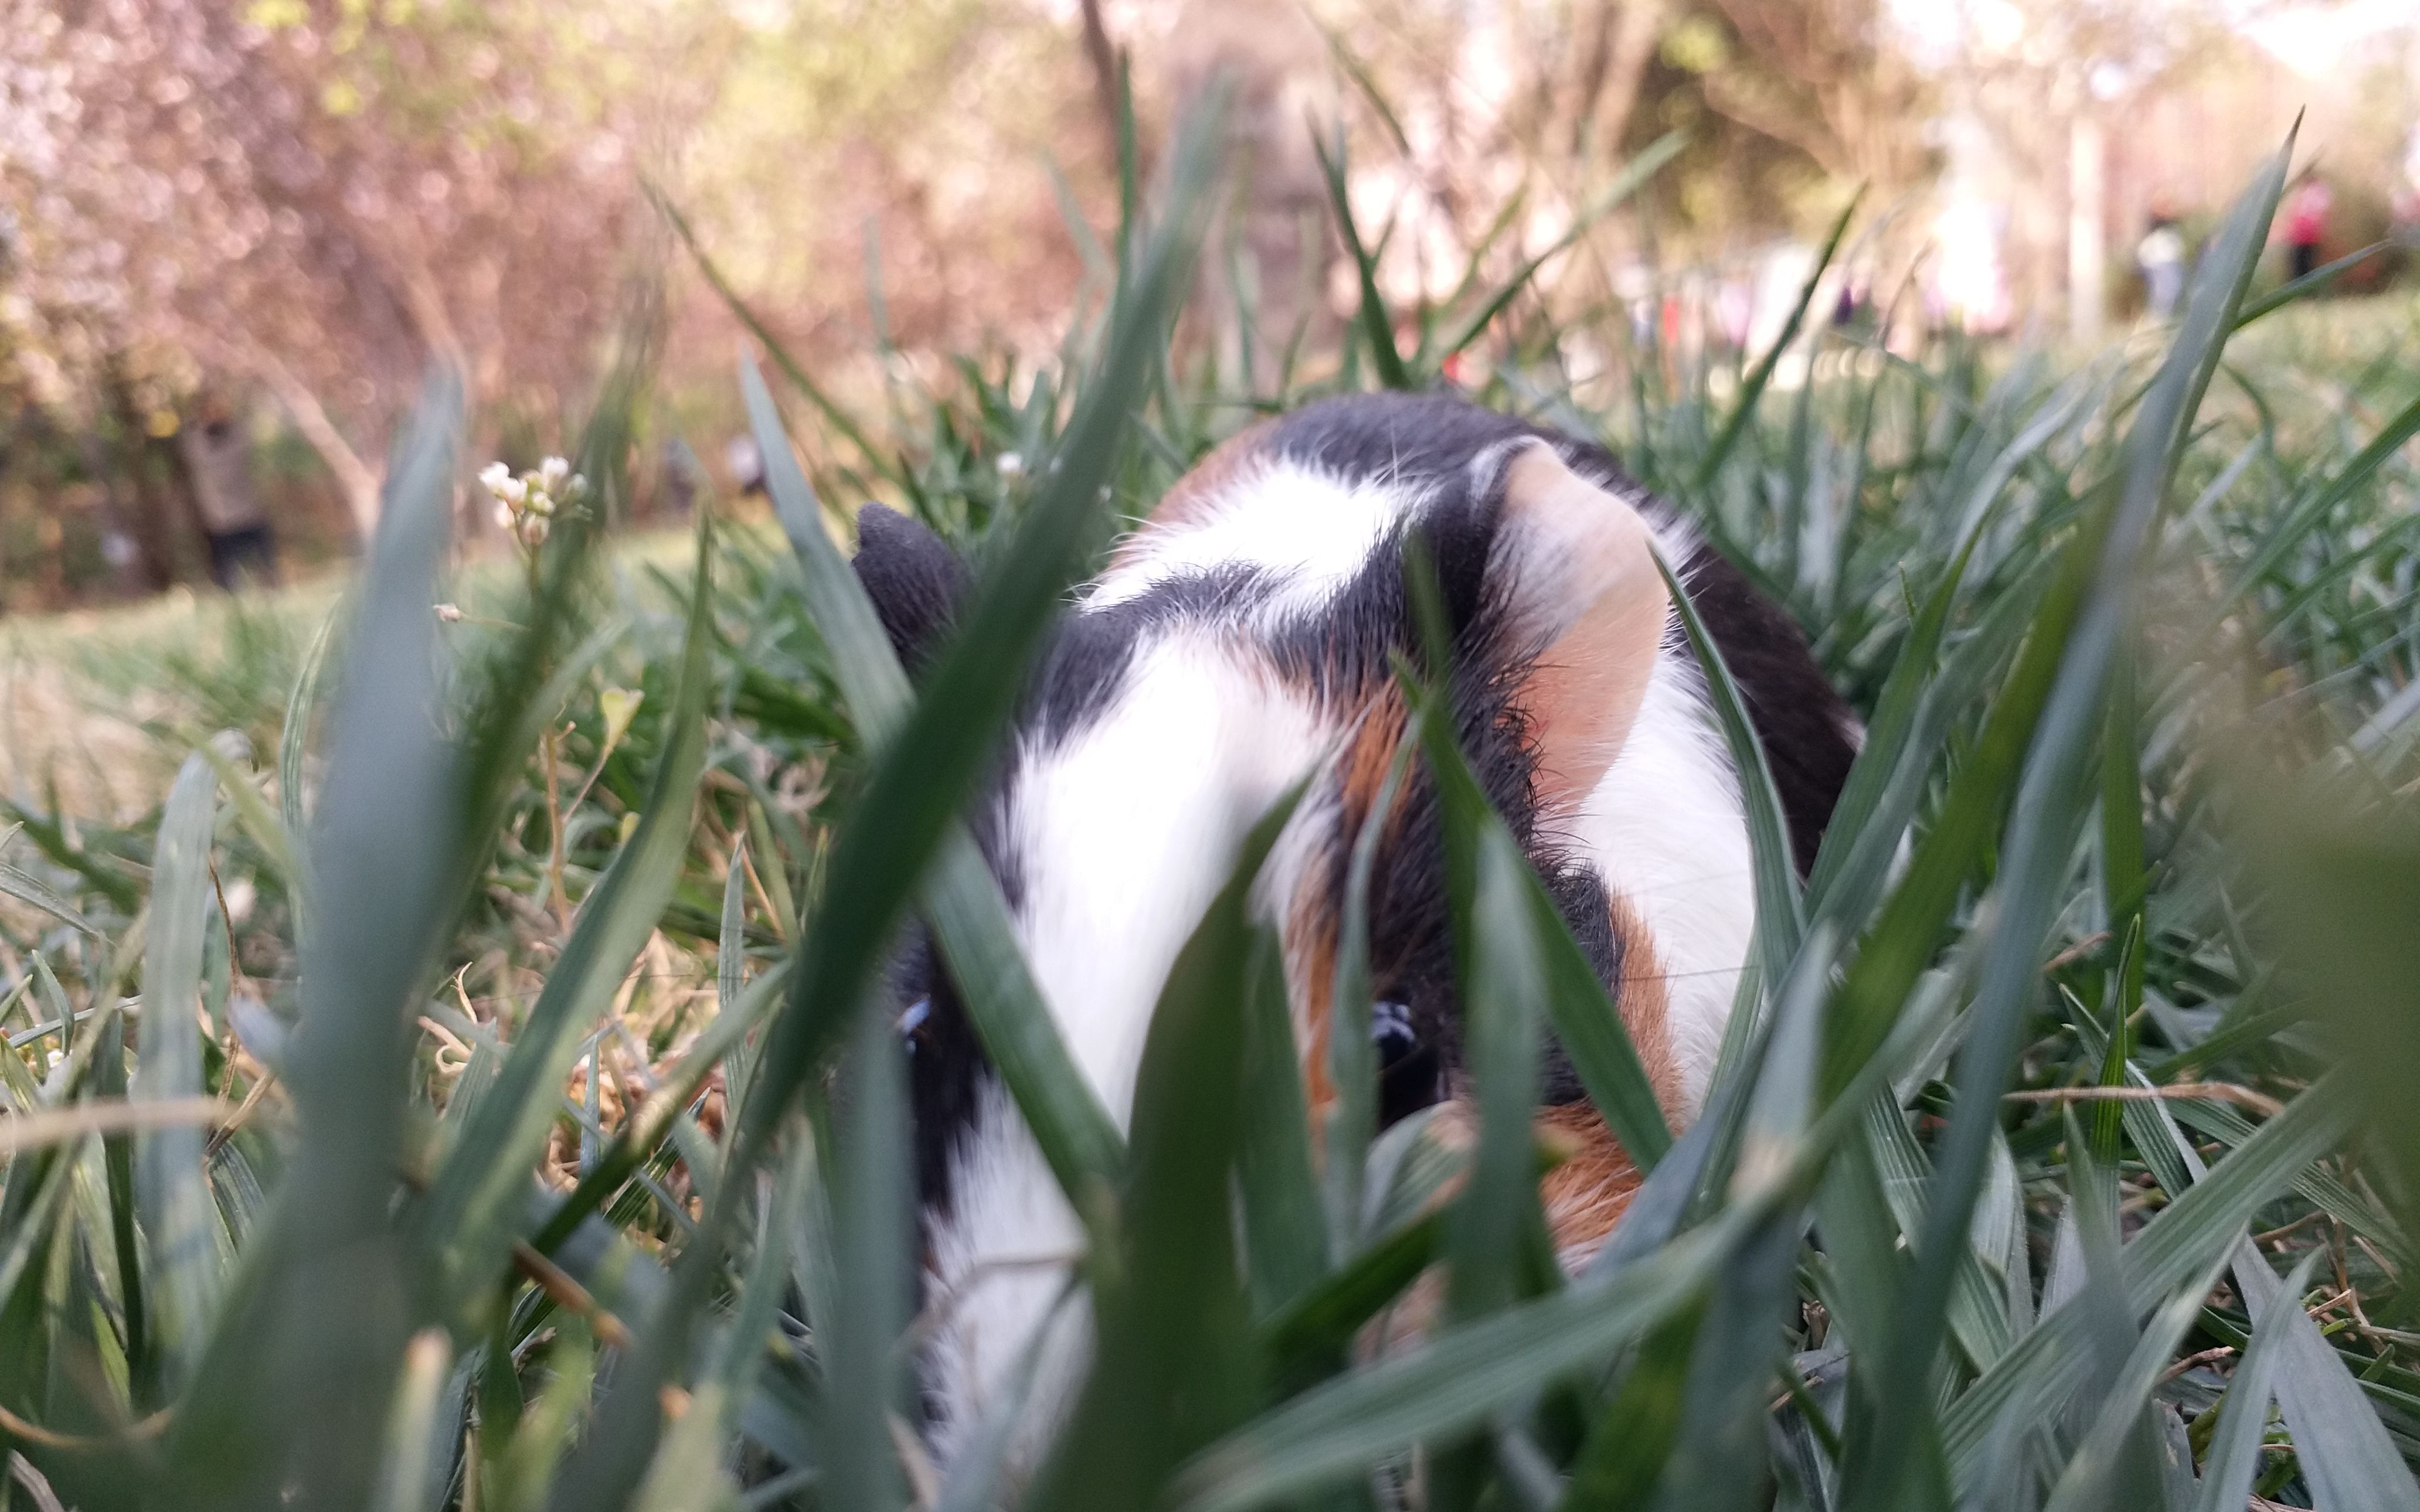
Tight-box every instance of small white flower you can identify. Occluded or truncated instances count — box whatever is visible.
[498,474,529,506]
[526,491,554,517]
[521,515,550,546]
[567,472,587,498]
[997,451,1024,477]
[493,503,515,530]
[538,455,571,492]
[478,460,512,496]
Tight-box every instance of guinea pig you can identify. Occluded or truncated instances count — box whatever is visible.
[850,389,1858,1470]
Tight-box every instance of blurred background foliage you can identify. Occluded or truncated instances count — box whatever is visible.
[2,0,2414,611]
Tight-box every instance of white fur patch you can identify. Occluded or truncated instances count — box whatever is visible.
[1562,645,1753,1114]
[1087,458,1422,625]
[922,634,1331,1460]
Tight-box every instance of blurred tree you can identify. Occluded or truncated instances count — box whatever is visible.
[1171,0,1340,391]
[0,0,664,536]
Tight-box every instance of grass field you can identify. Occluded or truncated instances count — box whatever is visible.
[5,128,2420,1512]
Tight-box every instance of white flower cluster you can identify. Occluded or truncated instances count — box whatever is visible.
[478,455,584,548]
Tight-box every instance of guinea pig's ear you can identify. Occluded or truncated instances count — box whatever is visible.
[1490,443,1671,814]
[852,503,970,675]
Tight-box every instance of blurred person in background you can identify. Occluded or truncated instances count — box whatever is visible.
[176,391,277,590]
[2136,198,2188,322]
[2284,172,2333,281]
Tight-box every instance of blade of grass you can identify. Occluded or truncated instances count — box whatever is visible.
[1238,922,1328,1319]
[550,98,1227,1512]
[1309,125,1411,390]
[1659,547,1804,1067]
[650,182,906,495]
[169,365,465,1510]
[419,518,715,1306]
[369,1330,453,1512]
[748,363,1124,1210]
[2191,1251,2318,1512]
[2234,1235,2420,1512]
[1172,1217,1741,1512]
[821,995,914,1512]
[1843,138,2288,1512]
[0,864,103,940]
[1409,687,1672,1173]
[732,94,1223,1172]
[2039,1247,2231,1512]
[1942,1072,2357,1477]
[1324,730,1415,1248]
[1435,134,1684,362]
[1692,193,1859,493]
[131,753,224,1397]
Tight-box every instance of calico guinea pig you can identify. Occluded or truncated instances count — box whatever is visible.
[849,390,1858,1468]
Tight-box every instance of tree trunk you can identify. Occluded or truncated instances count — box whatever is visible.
[1079,0,1124,165]
[248,345,382,544]
[1584,1,1668,167]
[101,366,194,592]
[1171,0,1337,396]
[2068,111,2106,346]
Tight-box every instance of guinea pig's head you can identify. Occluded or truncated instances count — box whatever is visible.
[851,397,1694,1474]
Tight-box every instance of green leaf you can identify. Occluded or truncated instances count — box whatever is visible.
[2191,1251,2319,1512]
[529,962,788,1257]
[734,93,1225,1174]
[168,365,466,1510]
[1435,134,1685,362]
[1308,125,1411,390]
[1658,546,1806,1010]
[1410,660,1673,1176]
[278,609,336,871]
[1238,923,1328,1319]
[1657,928,1835,1512]
[0,862,103,939]
[1553,1305,1704,1511]
[1261,1208,1445,1384]
[1942,1074,2358,1480]
[132,752,225,1394]
[1324,730,1415,1248]
[369,1330,454,1512]
[1174,1218,1740,1512]
[821,995,915,1512]
[2039,1248,2230,1512]
[934,1281,1080,1512]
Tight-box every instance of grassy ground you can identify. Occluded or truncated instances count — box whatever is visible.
[5,129,2420,1512]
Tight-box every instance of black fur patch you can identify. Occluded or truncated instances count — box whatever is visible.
[853,503,971,676]
[895,930,989,1219]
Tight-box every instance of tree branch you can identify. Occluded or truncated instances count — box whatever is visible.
[244,343,383,543]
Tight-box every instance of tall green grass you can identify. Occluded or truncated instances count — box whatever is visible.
[5,117,2420,1512]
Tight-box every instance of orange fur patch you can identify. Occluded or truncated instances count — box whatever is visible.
[1608,890,1684,1121]
[1498,446,1669,816]
[1538,1102,1647,1264]
[1538,893,1683,1265]
[1290,688,1410,1121]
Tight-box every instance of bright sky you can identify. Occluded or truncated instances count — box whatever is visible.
[1888,0,2418,79]
[2241,0,2419,77]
